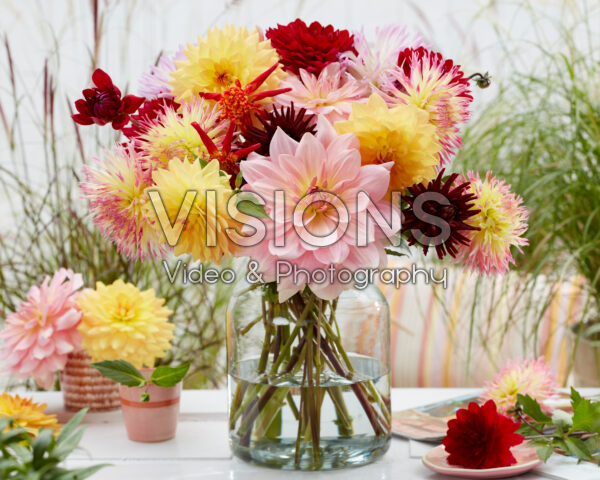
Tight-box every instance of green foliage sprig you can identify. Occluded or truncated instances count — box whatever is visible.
[91,361,190,402]
[516,388,600,465]
[0,409,108,479]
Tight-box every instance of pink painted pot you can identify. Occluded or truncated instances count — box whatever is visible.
[119,368,181,442]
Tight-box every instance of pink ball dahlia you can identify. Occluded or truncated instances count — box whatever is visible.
[0,269,84,389]
[240,115,400,301]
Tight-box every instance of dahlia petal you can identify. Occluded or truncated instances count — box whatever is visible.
[92,68,114,90]
[111,115,129,130]
[121,94,145,114]
[71,114,94,125]
[269,127,299,160]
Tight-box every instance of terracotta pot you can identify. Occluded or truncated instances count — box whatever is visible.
[60,351,121,412]
[119,368,181,442]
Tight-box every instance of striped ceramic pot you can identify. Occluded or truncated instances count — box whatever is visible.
[60,350,121,412]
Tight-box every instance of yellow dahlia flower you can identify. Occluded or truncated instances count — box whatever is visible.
[149,158,238,263]
[140,99,224,172]
[77,280,174,368]
[335,93,441,193]
[169,25,285,103]
[0,393,60,436]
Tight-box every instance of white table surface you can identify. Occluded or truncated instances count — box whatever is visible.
[22,388,600,480]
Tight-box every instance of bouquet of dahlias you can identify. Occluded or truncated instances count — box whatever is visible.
[71,19,528,470]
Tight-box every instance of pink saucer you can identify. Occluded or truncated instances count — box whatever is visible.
[422,444,543,478]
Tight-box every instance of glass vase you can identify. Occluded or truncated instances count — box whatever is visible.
[226,281,391,470]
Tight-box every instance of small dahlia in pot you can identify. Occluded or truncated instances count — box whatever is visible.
[442,400,524,469]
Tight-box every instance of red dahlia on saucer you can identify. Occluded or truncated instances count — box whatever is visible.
[266,19,356,75]
[442,400,524,469]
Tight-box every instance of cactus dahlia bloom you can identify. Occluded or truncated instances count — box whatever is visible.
[382,47,472,165]
[335,93,441,194]
[0,394,60,436]
[80,146,167,261]
[455,172,529,274]
[138,99,224,172]
[342,25,423,89]
[0,269,83,389]
[480,357,557,415]
[76,280,174,368]
[169,25,285,104]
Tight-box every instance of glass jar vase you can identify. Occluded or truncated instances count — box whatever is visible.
[226,281,391,470]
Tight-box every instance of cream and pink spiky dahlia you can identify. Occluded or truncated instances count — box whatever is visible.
[382,47,472,165]
[480,357,558,415]
[80,145,167,261]
[456,172,529,274]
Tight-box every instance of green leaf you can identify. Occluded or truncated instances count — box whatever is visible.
[52,464,111,480]
[517,394,552,423]
[564,437,595,463]
[57,408,88,445]
[536,445,554,462]
[151,363,190,388]
[235,193,269,219]
[571,388,600,433]
[384,248,406,257]
[140,392,150,402]
[91,360,146,387]
[32,428,54,468]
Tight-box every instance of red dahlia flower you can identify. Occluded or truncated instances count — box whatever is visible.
[199,64,291,124]
[240,103,317,156]
[72,69,144,130]
[266,19,357,75]
[443,400,524,469]
[402,169,480,260]
[191,121,260,188]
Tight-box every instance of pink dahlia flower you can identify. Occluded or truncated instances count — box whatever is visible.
[0,269,84,389]
[275,63,370,123]
[138,48,185,99]
[240,116,400,301]
[342,25,423,89]
[455,172,529,275]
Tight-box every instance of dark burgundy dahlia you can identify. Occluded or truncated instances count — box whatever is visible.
[402,170,480,259]
[266,19,356,75]
[72,69,144,130]
[443,400,524,469]
[240,103,317,156]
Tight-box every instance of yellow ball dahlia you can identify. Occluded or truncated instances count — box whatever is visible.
[335,93,441,193]
[139,99,224,172]
[149,158,238,263]
[169,25,286,103]
[76,280,174,368]
[0,393,60,436]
